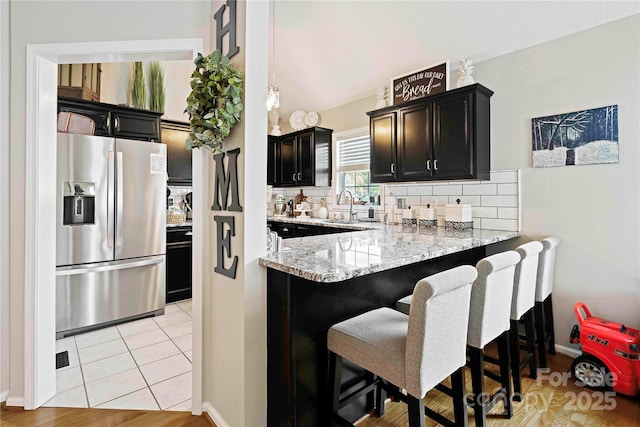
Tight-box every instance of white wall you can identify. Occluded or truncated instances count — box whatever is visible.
[473,14,640,346]
[1,0,11,403]
[100,60,193,121]
[7,0,211,405]
[202,2,268,425]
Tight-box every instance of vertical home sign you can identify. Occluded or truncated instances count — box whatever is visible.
[211,148,242,279]
[214,0,240,59]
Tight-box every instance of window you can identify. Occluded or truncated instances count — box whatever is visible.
[337,133,381,205]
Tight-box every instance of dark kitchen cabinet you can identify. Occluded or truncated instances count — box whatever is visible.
[268,222,296,238]
[367,83,492,183]
[58,97,162,142]
[370,112,397,182]
[267,221,351,238]
[161,120,192,185]
[166,226,192,303]
[267,127,332,187]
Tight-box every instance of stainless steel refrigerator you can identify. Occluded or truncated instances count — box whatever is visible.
[56,132,167,337]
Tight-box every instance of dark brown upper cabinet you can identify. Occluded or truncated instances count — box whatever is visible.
[268,127,332,187]
[58,97,162,142]
[161,119,192,186]
[367,83,492,183]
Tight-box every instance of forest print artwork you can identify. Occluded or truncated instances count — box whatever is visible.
[531,105,618,168]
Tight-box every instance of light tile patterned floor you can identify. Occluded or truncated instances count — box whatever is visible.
[45,300,193,411]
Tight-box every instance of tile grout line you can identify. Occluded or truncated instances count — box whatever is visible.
[54,301,193,411]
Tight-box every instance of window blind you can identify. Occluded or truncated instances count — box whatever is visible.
[337,135,370,172]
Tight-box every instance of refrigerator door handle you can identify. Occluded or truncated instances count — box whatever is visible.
[56,256,164,276]
[107,151,115,248]
[116,151,124,248]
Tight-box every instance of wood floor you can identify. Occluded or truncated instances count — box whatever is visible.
[2,352,638,426]
[356,351,640,427]
[0,406,215,426]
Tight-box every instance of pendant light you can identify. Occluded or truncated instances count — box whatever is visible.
[266,0,280,111]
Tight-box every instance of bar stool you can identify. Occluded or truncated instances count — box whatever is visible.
[465,251,520,427]
[396,251,520,427]
[534,237,560,369]
[510,241,543,400]
[328,265,477,427]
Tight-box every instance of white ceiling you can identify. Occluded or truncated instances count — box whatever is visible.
[269,1,639,120]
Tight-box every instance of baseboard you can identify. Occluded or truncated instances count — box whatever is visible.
[554,344,581,358]
[202,401,230,427]
[5,395,24,408]
[0,390,8,403]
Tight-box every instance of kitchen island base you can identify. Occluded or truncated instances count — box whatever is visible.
[267,246,487,427]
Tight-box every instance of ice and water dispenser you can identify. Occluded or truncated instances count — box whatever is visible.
[62,181,95,225]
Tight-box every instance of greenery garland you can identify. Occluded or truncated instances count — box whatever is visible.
[185,51,244,152]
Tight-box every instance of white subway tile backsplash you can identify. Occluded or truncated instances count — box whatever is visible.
[489,170,518,183]
[434,185,462,196]
[420,196,440,206]
[407,185,433,196]
[481,195,518,207]
[481,218,519,232]
[497,183,518,195]
[388,187,408,196]
[472,206,498,218]
[273,169,520,232]
[463,183,497,195]
[449,195,481,206]
[498,207,519,220]
[406,196,421,206]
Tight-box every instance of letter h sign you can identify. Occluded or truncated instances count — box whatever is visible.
[214,0,240,59]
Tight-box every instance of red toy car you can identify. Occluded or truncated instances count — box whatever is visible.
[570,302,640,396]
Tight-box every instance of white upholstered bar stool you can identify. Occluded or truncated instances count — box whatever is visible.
[466,251,520,427]
[395,251,520,427]
[510,241,544,400]
[534,236,560,369]
[328,265,477,427]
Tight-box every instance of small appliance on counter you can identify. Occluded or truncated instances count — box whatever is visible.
[273,193,288,217]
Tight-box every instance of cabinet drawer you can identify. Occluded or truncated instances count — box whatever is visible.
[167,227,193,244]
[113,110,161,142]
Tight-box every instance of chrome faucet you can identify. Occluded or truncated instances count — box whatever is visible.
[337,189,356,222]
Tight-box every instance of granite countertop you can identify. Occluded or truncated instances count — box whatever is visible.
[268,216,381,231]
[260,219,519,283]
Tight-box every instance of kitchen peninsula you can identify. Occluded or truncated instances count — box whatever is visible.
[259,220,519,426]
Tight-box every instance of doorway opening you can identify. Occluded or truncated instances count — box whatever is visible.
[24,39,204,413]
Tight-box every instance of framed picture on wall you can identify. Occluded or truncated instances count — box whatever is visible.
[531,105,619,168]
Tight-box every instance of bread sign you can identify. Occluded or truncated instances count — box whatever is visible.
[391,61,449,105]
